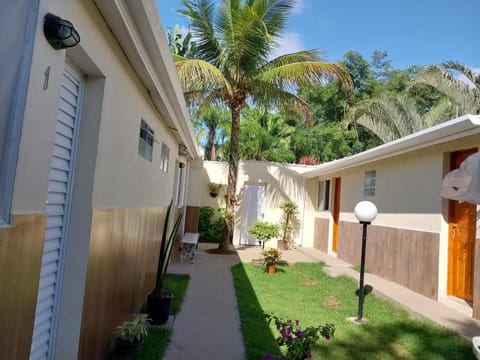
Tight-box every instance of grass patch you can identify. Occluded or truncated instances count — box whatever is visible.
[232,262,473,360]
[109,274,190,360]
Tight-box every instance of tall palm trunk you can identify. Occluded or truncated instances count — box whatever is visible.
[220,102,241,251]
[207,126,216,161]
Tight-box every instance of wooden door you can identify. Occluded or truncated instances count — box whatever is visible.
[448,148,477,302]
[332,177,341,252]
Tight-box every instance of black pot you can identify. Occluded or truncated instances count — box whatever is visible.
[147,292,173,325]
[114,337,143,358]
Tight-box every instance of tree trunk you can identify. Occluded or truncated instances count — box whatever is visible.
[207,126,216,161]
[219,103,241,251]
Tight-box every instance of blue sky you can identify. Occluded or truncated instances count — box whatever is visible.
[156,0,479,71]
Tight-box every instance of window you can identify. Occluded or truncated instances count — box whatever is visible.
[138,120,154,161]
[161,143,169,172]
[364,170,376,196]
[317,179,330,210]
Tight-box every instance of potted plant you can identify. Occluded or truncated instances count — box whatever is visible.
[248,221,280,248]
[147,200,183,325]
[261,247,282,274]
[208,182,223,197]
[278,201,298,250]
[114,313,150,355]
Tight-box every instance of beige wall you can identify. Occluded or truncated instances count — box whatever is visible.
[4,1,194,358]
[198,161,309,246]
[13,0,182,214]
[306,135,480,299]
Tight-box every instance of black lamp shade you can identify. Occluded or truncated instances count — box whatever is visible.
[44,13,80,50]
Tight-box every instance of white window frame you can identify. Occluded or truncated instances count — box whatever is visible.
[138,120,154,161]
[317,179,330,211]
[161,143,169,172]
[364,170,376,197]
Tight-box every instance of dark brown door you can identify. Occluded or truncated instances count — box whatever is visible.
[448,148,477,302]
[332,177,341,252]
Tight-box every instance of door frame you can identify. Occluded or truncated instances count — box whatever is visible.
[447,148,477,302]
[332,177,341,252]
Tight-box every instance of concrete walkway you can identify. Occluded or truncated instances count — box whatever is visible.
[164,246,245,360]
[165,243,480,359]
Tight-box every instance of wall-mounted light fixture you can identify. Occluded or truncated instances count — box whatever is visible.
[44,13,80,50]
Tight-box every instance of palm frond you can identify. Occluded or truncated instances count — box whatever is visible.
[249,86,313,127]
[442,61,480,89]
[178,0,221,63]
[423,98,452,128]
[176,59,232,93]
[259,62,352,93]
[414,64,480,114]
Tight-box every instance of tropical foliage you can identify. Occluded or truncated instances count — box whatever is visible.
[174,0,351,251]
[414,61,480,115]
[344,94,452,143]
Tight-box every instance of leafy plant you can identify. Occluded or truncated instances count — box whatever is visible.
[153,200,183,296]
[208,182,223,196]
[115,314,150,344]
[279,201,298,249]
[265,313,335,360]
[248,221,280,247]
[261,248,282,267]
[199,206,224,243]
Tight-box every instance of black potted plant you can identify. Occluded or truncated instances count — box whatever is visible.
[147,200,183,325]
[114,313,150,356]
[208,182,223,197]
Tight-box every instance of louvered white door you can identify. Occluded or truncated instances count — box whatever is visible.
[240,183,266,245]
[30,63,84,360]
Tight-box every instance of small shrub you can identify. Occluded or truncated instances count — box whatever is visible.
[199,206,224,243]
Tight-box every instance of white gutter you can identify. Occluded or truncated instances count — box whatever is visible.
[303,114,480,179]
[93,0,201,159]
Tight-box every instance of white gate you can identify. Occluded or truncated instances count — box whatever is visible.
[30,62,84,360]
[240,183,266,245]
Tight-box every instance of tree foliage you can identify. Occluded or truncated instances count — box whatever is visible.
[174,0,350,251]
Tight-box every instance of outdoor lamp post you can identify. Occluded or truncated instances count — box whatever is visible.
[353,200,377,322]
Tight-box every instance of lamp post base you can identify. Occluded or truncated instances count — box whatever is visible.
[347,316,367,325]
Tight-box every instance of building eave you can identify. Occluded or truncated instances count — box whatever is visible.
[93,0,201,159]
[303,114,480,179]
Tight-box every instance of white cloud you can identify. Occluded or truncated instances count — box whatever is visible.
[291,0,305,15]
[271,32,304,58]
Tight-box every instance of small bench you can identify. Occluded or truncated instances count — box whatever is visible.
[180,232,199,263]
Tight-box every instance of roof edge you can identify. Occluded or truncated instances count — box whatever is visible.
[303,114,480,179]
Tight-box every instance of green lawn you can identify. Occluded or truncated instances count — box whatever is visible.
[232,262,473,360]
[109,274,190,360]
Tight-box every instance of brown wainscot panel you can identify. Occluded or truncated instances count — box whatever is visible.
[313,217,330,252]
[78,206,165,359]
[171,206,186,262]
[338,221,440,299]
[473,236,480,319]
[185,206,200,233]
[0,214,46,360]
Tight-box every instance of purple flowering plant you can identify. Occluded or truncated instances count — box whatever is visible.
[264,313,335,360]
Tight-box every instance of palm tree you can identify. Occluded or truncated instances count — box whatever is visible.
[413,61,480,115]
[344,94,451,143]
[193,105,230,161]
[175,0,351,251]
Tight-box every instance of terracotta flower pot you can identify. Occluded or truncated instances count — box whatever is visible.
[277,240,288,250]
[267,264,276,274]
